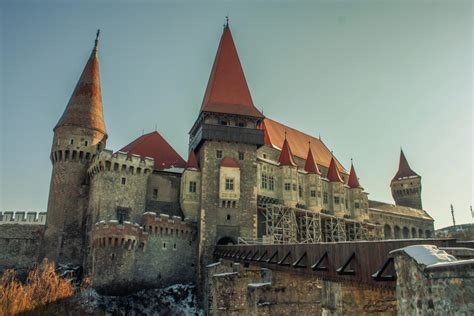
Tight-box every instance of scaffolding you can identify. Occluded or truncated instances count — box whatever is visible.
[263,204,298,244]
[297,210,322,243]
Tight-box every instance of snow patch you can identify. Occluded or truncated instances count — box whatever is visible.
[206,262,221,268]
[248,282,271,288]
[213,272,238,277]
[390,245,457,266]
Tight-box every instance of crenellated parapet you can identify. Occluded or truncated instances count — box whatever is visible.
[88,149,154,178]
[0,211,47,225]
[92,220,149,250]
[142,212,197,240]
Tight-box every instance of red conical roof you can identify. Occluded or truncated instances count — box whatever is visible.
[186,150,199,170]
[120,131,186,171]
[327,157,343,183]
[392,149,419,181]
[55,38,106,135]
[278,138,297,167]
[304,145,321,175]
[200,25,263,118]
[348,162,362,188]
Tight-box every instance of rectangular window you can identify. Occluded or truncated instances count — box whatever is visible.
[153,189,158,199]
[116,209,129,224]
[216,150,223,159]
[269,176,275,191]
[225,178,234,191]
[121,177,126,185]
[310,190,316,198]
[261,174,268,189]
[334,196,340,204]
[239,152,245,160]
[189,181,197,193]
[292,183,297,191]
[355,202,360,209]
[323,192,328,204]
[285,183,291,191]
[298,186,303,198]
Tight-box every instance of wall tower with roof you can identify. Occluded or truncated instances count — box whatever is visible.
[390,149,423,210]
[43,32,107,266]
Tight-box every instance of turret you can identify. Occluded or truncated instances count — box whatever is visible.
[43,31,107,266]
[303,144,322,211]
[180,150,201,221]
[390,149,422,209]
[326,156,345,217]
[279,137,299,207]
[347,161,369,221]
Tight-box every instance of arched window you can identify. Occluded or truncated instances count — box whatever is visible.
[418,229,423,238]
[384,224,392,239]
[403,227,409,239]
[394,226,401,239]
[411,228,417,238]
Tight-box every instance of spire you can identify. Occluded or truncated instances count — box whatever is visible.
[278,138,297,167]
[186,150,199,170]
[327,157,343,183]
[348,161,362,188]
[304,144,321,175]
[200,23,263,118]
[392,149,419,181]
[55,30,106,135]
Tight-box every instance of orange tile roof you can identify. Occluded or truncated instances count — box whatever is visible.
[261,118,347,174]
[327,157,344,183]
[220,157,239,168]
[304,146,321,175]
[120,132,186,171]
[186,150,199,169]
[278,138,297,167]
[55,42,106,135]
[392,149,419,181]
[348,163,362,188]
[200,26,263,118]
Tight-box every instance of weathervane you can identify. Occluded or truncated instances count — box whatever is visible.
[94,29,100,49]
[225,15,229,28]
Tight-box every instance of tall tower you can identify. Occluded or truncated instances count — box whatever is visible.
[189,23,264,277]
[43,32,107,266]
[390,149,422,209]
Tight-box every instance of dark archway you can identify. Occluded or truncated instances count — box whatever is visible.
[411,227,417,238]
[217,237,236,245]
[384,224,392,239]
[402,227,409,239]
[394,226,401,239]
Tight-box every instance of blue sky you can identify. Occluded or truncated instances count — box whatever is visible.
[1,0,472,228]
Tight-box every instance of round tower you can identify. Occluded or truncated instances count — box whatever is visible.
[390,149,422,210]
[43,31,107,266]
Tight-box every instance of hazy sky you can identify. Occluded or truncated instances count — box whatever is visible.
[1,0,472,229]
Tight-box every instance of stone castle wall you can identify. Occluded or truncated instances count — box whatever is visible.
[91,212,197,295]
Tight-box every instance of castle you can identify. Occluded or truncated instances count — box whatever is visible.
[0,24,434,294]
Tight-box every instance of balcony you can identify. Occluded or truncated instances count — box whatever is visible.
[189,123,264,151]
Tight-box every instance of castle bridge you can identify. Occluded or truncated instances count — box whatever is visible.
[213,238,473,289]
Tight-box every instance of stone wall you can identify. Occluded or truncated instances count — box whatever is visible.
[0,224,44,273]
[392,245,474,315]
[205,259,397,315]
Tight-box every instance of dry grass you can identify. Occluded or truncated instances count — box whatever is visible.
[0,259,74,315]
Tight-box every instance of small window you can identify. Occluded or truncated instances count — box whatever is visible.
[263,154,267,159]
[163,242,167,249]
[292,184,297,191]
[116,209,129,224]
[310,190,316,198]
[355,202,360,209]
[189,181,197,193]
[225,178,234,191]
[227,214,231,220]
[334,196,340,204]
[232,201,236,208]
[298,186,303,198]
[216,150,223,159]
[70,139,74,145]
[269,176,275,191]
[239,152,244,160]
[173,243,177,251]
[153,189,158,199]
[220,121,228,126]
[285,183,291,191]
[84,141,88,146]
[261,174,268,189]
[121,177,126,185]
[97,143,101,151]
[323,192,328,204]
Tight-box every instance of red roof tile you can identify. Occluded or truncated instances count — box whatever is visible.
[55,41,106,135]
[327,157,344,183]
[392,149,419,181]
[200,26,263,118]
[304,145,321,175]
[186,150,199,170]
[119,132,186,171]
[348,163,362,188]
[261,118,347,174]
[278,138,297,167]
[220,157,239,168]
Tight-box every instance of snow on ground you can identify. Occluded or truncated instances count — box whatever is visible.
[390,245,457,266]
[79,284,204,315]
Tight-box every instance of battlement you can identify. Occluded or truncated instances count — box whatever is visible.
[142,212,197,240]
[92,220,149,250]
[51,147,98,165]
[88,149,154,178]
[0,211,46,225]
